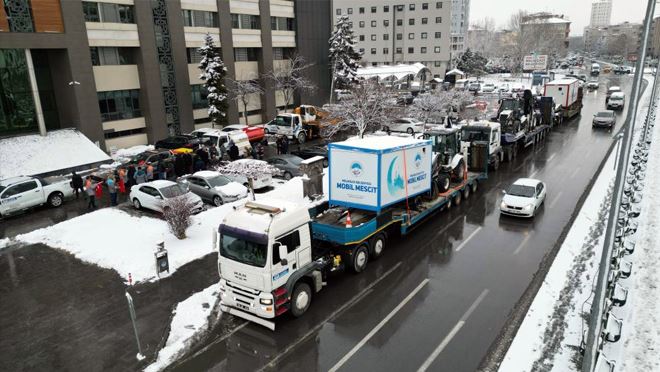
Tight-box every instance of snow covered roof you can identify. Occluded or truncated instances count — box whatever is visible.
[523,17,570,24]
[445,69,465,76]
[0,129,112,180]
[547,78,579,85]
[332,134,429,151]
[356,63,431,82]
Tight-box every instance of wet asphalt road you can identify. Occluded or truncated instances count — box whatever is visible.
[170,73,638,372]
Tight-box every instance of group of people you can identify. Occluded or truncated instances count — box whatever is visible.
[71,171,124,210]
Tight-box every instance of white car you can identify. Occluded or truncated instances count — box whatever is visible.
[384,118,425,134]
[500,178,546,218]
[130,180,203,214]
[220,159,273,190]
[498,84,510,93]
[482,83,496,93]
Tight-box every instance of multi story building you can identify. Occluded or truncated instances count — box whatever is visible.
[332,0,452,78]
[651,17,660,58]
[521,12,571,56]
[590,0,612,27]
[450,0,469,58]
[0,0,298,151]
[585,22,642,58]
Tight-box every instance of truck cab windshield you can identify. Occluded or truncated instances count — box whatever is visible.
[274,116,294,127]
[462,129,489,142]
[220,233,267,268]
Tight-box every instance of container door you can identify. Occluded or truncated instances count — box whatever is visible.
[271,230,301,288]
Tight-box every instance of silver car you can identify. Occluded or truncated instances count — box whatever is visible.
[182,171,248,206]
[592,110,616,129]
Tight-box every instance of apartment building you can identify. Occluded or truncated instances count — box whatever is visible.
[450,0,469,58]
[590,0,612,28]
[521,12,571,56]
[332,0,452,78]
[584,22,642,58]
[0,0,297,151]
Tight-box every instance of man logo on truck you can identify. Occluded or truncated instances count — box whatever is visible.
[351,162,363,177]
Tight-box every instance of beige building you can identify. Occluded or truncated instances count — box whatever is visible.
[590,0,612,27]
[450,0,470,58]
[521,12,571,57]
[585,22,642,58]
[332,0,452,78]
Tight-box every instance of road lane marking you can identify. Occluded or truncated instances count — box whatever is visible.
[257,261,403,372]
[530,168,540,178]
[183,321,249,362]
[513,233,532,255]
[434,215,463,239]
[549,191,563,209]
[416,289,490,372]
[328,279,430,372]
[546,152,557,162]
[454,226,482,252]
[569,166,581,179]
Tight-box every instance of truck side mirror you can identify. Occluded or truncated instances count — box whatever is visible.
[275,242,288,266]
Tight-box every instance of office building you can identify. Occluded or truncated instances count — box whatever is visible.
[521,12,571,56]
[332,0,452,78]
[450,0,469,57]
[0,0,297,151]
[590,0,612,28]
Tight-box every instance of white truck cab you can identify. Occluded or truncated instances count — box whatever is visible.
[264,114,307,143]
[460,120,504,169]
[218,199,321,330]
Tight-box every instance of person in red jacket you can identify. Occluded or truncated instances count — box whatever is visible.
[95,181,103,200]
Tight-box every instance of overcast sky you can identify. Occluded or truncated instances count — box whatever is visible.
[469,0,652,36]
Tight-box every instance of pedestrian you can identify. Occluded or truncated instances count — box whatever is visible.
[157,161,167,180]
[276,136,283,155]
[85,177,97,210]
[228,142,239,161]
[106,175,118,206]
[127,165,136,189]
[194,155,206,172]
[134,166,147,184]
[174,154,185,177]
[71,171,84,199]
[208,144,219,164]
[183,152,193,174]
[196,146,209,166]
[146,162,154,181]
[256,142,265,160]
[282,136,289,154]
[95,179,103,200]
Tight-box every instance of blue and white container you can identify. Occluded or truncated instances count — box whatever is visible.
[328,135,432,212]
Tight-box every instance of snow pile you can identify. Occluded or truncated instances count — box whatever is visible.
[0,238,9,250]
[0,129,111,180]
[144,284,219,372]
[112,145,154,161]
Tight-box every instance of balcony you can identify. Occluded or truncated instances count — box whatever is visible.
[93,65,140,92]
[272,30,295,47]
[234,61,259,80]
[184,27,220,48]
[232,29,262,48]
[230,0,260,15]
[86,22,139,47]
[181,0,217,12]
[270,0,295,18]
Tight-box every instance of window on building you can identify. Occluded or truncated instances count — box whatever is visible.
[421,47,427,53]
[83,2,135,23]
[359,35,365,41]
[191,85,209,109]
[371,6,376,13]
[435,61,442,66]
[384,5,390,12]
[98,89,141,122]
[233,48,259,61]
[409,4,415,10]
[434,46,441,53]
[231,14,260,29]
[435,31,441,38]
[104,127,146,140]
[383,33,389,40]
[408,33,414,39]
[436,2,443,8]
[397,19,403,26]
[396,5,404,11]
[371,34,376,41]
[383,48,389,54]
[271,17,295,31]
[408,47,414,53]
[421,32,427,39]
[186,47,211,63]
[90,47,135,66]
[384,19,389,26]
[436,16,442,23]
[347,8,353,14]
[422,17,428,24]
[359,48,365,54]
[182,9,219,27]
[336,8,341,15]
[371,48,376,55]
[422,2,429,9]
[396,33,402,40]
[359,21,365,28]
[372,62,378,66]
[396,47,402,54]
[359,7,364,13]
[371,20,376,27]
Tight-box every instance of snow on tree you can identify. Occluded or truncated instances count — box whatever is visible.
[323,81,392,139]
[198,33,228,127]
[228,78,264,125]
[163,197,195,239]
[215,159,281,200]
[454,48,488,79]
[408,90,475,125]
[328,15,363,103]
[264,54,315,113]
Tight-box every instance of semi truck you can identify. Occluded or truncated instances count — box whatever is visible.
[543,78,583,119]
[216,135,489,330]
[265,105,337,143]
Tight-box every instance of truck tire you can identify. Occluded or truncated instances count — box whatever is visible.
[406,127,415,135]
[369,233,387,260]
[471,181,478,194]
[290,282,312,317]
[48,192,64,208]
[297,132,307,144]
[454,160,465,181]
[463,185,471,200]
[438,175,450,192]
[454,191,462,206]
[350,244,369,273]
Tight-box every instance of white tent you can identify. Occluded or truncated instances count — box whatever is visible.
[445,69,465,77]
[355,63,431,83]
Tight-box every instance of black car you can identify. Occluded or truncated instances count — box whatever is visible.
[127,150,173,167]
[154,135,201,150]
[291,145,329,167]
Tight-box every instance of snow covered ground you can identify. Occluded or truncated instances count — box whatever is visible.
[499,75,655,372]
[0,129,111,180]
[0,238,9,250]
[15,175,327,283]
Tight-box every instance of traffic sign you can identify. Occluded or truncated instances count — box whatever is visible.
[523,55,548,71]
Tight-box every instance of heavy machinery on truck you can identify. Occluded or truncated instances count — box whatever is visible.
[217,135,489,330]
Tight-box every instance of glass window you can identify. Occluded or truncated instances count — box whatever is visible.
[101,47,119,65]
[101,3,119,23]
[272,231,300,264]
[359,21,364,28]
[191,85,209,109]
[384,19,389,26]
[396,19,402,26]
[383,34,389,40]
[336,8,341,15]
[371,20,376,27]
[359,7,364,13]
[347,8,353,14]
[408,47,414,53]
[2,181,38,198]
[118,5,134,23]
[273,47,284,60]
[422,3,429,9]
[422,18,428,24]
[231,14,239,28]
[270,16,277,30]
[396,5,404,11]
[436,16,442,23]
[396,33,402,40]
[286,18,295,30]
[434,46,441,53]
[90,47,100,66]
[371,34,376,41]
[409,4,415,10]
[98,89,141,122]
[221,232,268,268]
[436,1,443,8]
[83,2,100,22]
[371,6,376,13]
[409,18,415,25]
[408,33,414,39]
[371,48,376,55]
[435,32,441,38]
[359,35,365,41]
[396,47,402,54]
[383,48,389,54]
[384,5,390,12]
[421,47,427,53]
[421,32,427,39]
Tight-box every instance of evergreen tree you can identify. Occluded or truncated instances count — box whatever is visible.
[328,15,362,103]
[198,33,228,127]
[455,48,488,78]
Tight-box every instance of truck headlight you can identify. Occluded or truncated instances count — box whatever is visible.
[260,298,273,306]
[500,201,507,209]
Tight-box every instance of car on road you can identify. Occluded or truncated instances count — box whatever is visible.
[0,176,74,217]
[606,86,622,100]
[481,83,496,93]
[154,135,202,150]
[607,92,625,110]
[181,171,248,206]
[266,154,304,180]
[383,117,425,134]
[130,180,203,214]
[468,82,481,92]
[498,84,510,93]
[220,159,273,190]
[587,80,599,90]
[396,92,415,105]
[500,178,546,218]
[291,145,329,167]
[592,110,616,129]
[613,66,625,74]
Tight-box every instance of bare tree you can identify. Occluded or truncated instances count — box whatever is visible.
[163,197,195,240]
[408,90,475,125]
[323,81,392,139]
[468,18,498,58]
[264,55,315,113]
[228,78,264,125]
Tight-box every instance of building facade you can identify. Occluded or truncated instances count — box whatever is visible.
[449,0,469,58]
[0,0,297,150]
[650,17,660,58]
[521,12,571,57]
[332,0,452,78]
[585,22,642,59]
[590,0,612,28]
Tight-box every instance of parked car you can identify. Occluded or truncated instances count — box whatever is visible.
[126,150,173,167]
[0,176,74,217]
[221,159,273,190]
[607,92,626,110]
[468,82,481,92]
[613,66,624,74]
[291,145,329,167]
[498,84,510,93]
[181,171,248,206]
[396,92,415,105]
[266,154,304,180]
[130,180,203,213]
[500,178,546,218]
[190,128,252,158]
[383,118,425,134]
[155,135,202,150]
[592,110,616,129]
[481,83,496,93]
[221,124,265,143]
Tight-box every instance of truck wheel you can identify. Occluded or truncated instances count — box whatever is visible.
[48,192,64,207]
[291,282,312,317]
[438,175,450,192]
[350,244,369,273]
[471,181,478,193]
[454,191,462,206]
[407,127,415,135]
[213,196,223,206]
[370,233,387,260]
[463,185,471,200]
[454,160,465,181]
[297,132,306,144]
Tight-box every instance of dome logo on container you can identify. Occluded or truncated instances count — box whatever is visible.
[414,152,423,169]
[351,162,363,177]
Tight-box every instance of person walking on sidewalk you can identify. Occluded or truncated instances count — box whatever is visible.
[106,175,118,206]
[71,171,84,199]
[85,177,97,210]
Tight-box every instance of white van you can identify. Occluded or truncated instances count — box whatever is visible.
[191,128,252,157]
